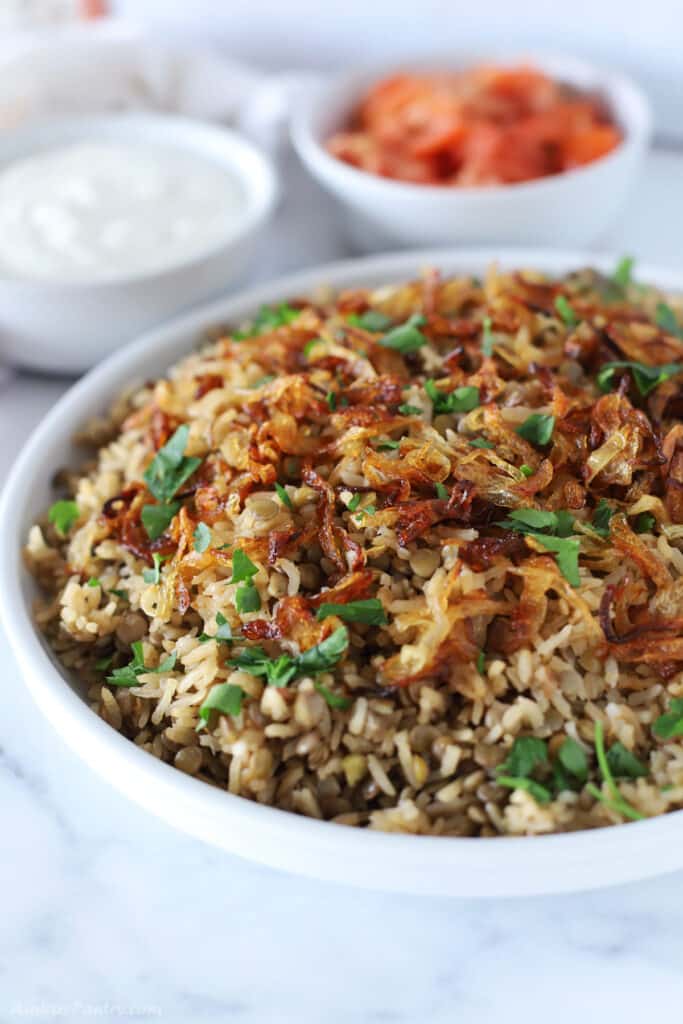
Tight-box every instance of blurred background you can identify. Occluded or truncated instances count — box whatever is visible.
[4,0,681,141]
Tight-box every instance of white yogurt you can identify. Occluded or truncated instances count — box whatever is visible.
[0,140,247,281]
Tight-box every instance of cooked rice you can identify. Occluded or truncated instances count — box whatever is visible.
[26,265,683,836]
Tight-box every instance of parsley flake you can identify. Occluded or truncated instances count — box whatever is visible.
[435,482,449,500]
[516,413,555,446]
[378,314,427,354]
[348,310,394,332]
[197,683,244,729]
[235,582,261,614]
[143,425,202,504]
[634,512,656,534]
[597,360,683,397]
[193,522,211,553]
[591,499,615,538]
[653,698,683,739]
[314,682,352,710]
[554,295,578,327]
[481,316,494,357]
[107,642,177,688]
[229,549,259,585]
[655,302,683,339]
[48,499,79,536]
[612,256,634,290]
[275,482,293,509]
[424,380,480,415]
[141,501,180,540]
[142,552,168,584]
[469,437,494,449]
[316,598,387,625]
[586,720,645,821]
[234,303,300,339]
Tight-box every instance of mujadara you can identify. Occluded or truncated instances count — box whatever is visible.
[26,262,683,836]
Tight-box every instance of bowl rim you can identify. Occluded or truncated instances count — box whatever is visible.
[2,245,682,898]
[0,111,279,290]
[291,51,652,202]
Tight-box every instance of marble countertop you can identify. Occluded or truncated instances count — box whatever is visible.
[3,147,683,1023]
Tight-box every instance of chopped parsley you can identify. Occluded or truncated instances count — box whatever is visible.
[229,549,260,614]
[296,627,350,675]
[235,582,261,614]
[585,720,645,821]
[476,650,486,674]
[95,654,113,670]
[435,482,449,500]
[275,482,293,509]
[497,507,574,537]
[424,380,480,415]
[469,437,494,449]
[497,508,579,585]
[376,439,400,451]
[347,493,361,513]
[596,360,683,397]
[230,626,349,687]
[197,682,244,728]
[606,742,647,779]
[110,589,129,601]
[612,255,634,290]
[143,424,202,504]
[141,501,180,540]
[530,534,581,587]
[142,552,168,584]
[193,522,211,553]
[634,512,656,534]
[497,736,548,778]
[229,648,298,687]
[652,698,683,739]
[556,736,588,784]
[554,294,578,327]
[325,391,337,411]
[347,310,394,332]
[398,403,422,416]
[519,464,534,477]
[591,499,615,538]
[516,413,555,446]
[378,313,427,354]
[481,315,494,357]
[314,682,352,710]
[48,499,79,536]
[495,734,589,804]
[87,577,100,588]
[303,337,324,358]
[316,598,387,625]
[107,641,176,688]
[229,549,259,585]
[655,301,683,339]
[234,303,300,339]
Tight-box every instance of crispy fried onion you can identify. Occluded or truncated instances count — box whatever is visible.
[379,565,507,695]
[302,466,365,577]
[600,581,683,666]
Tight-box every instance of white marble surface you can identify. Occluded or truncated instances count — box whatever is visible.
[3,147,683,1023]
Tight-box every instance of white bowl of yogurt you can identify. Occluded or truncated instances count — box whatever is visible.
[0,113,278,373]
